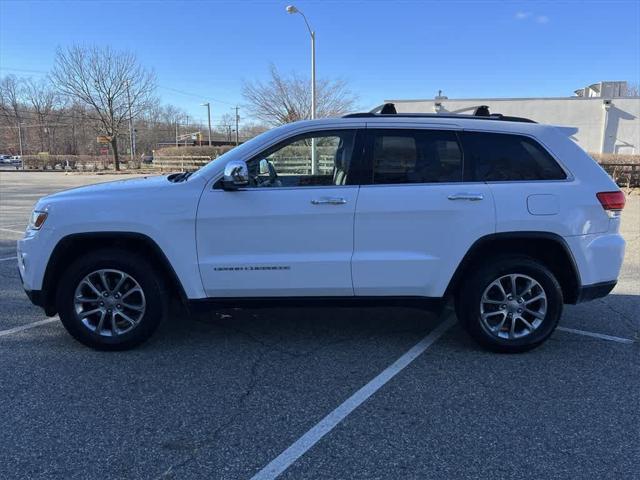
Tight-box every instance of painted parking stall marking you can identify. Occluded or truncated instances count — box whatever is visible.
[557,326,634,344]
[0,318,59,337]
[250,314,457,480]
[0,227,23,234]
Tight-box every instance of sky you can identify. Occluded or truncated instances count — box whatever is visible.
[1,0,639,126]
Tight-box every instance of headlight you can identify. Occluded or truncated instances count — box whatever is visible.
[29,211,48,230]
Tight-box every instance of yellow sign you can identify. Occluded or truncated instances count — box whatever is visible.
[97,135,111,144]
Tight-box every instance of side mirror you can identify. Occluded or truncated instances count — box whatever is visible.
[222,160,249,190]
[259,159,269,175]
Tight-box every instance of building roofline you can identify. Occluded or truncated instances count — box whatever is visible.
[385,95,640,102]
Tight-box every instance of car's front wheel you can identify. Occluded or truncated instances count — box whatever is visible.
[56,249,168,350]
[456,255,563,353]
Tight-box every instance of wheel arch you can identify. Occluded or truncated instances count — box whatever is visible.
[446,232,582,304]
[41,232,188,315]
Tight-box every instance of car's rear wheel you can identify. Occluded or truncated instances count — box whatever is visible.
[56,249,168,350]
[456,255,563,353]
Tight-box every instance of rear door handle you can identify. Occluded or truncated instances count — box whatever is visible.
[447,193,484,201]
[311,197,347,205]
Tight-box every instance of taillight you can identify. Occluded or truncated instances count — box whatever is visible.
[596,191,625,216]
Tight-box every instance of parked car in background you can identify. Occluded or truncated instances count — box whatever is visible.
[18,105,626,352]
[9,156,22,169]
[1,155,21,169]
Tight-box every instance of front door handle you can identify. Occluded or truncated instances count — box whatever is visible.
[447,193,484,201]
[311,197,347,205]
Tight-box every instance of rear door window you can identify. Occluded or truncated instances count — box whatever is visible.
[368,129,463,184]
[461,131,566,181]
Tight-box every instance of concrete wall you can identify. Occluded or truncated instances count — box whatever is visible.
[386,97,640,154]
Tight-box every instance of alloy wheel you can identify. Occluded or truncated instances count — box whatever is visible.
[73,269,146,337]
[479,273,547,340]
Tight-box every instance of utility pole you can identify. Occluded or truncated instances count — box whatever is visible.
[201,102,212,146]
[234,106,239,146]
[175,119,178,146]
[17,122,24,156]
[185,115,189,147]
[125,81,135,162]
[71,121,77,155]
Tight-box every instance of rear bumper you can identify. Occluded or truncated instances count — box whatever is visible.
[575,280,617,303]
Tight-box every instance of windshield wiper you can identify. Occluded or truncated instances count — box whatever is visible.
[168,171,194,183]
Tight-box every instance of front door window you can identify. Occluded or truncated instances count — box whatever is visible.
[246,130,356,188]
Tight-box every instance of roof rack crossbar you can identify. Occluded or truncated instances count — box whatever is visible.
[344,102,536,123]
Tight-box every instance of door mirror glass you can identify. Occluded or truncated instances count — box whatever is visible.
[223,160,249,190]
[259,158,269,175]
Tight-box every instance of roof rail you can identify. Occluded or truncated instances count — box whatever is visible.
[343,103,536,123]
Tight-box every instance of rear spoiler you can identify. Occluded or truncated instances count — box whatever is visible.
[552,126,579,137]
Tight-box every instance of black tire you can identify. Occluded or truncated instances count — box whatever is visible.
[56,248,168,350]
[456,255,563,353]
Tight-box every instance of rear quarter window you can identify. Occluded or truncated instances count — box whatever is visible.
[461,131,566,181]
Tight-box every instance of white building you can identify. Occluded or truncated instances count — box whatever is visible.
[386,81,640,154]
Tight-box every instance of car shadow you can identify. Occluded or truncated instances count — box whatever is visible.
[147,301,448,355]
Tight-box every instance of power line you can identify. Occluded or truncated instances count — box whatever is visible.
[0,67,49,75]
[157,85,237,106]
[1,67,240,108]
[2,107,234,127]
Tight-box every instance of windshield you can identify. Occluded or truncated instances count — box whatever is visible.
[195,125,290,178]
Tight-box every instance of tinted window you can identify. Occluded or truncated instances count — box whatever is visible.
[370,130,463,184]
[462,132,566,181]
[245,130,356,188]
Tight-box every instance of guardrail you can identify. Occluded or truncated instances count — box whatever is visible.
[151,156,212,172]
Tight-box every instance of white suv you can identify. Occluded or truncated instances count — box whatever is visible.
[18,107,626,352]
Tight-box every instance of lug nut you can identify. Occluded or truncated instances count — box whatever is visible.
[518,308,523,313]
[500,304,506,309]
[116,304,121,310]
[518,298,524,304]
[99,301,104,307]
[114,293,120,299]
[103,292,109,297]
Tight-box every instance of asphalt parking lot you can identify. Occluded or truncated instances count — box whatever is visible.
[1,172,638,480]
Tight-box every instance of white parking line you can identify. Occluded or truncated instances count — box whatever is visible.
[0,318,59,337]
[250,315,456,480]
[0,227,23,234]
[0,256,16,262]
[557,326,634,344]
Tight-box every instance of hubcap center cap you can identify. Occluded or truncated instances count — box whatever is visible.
[506,300,520,314]
[104,297,117,308]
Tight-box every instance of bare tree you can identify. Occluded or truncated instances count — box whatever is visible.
[0,75,25,152]
[242,64,358,126]
[626,81,639,97]
[51,45,156,169]
[216,112,236,141]
[23,78,62,152]
[240,122,268,139]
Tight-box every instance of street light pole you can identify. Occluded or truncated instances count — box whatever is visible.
[310,31,316,121]
[125,80,135,162]
[234,106,239,146]
[286,4,317,174]
[201,102,212,146]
